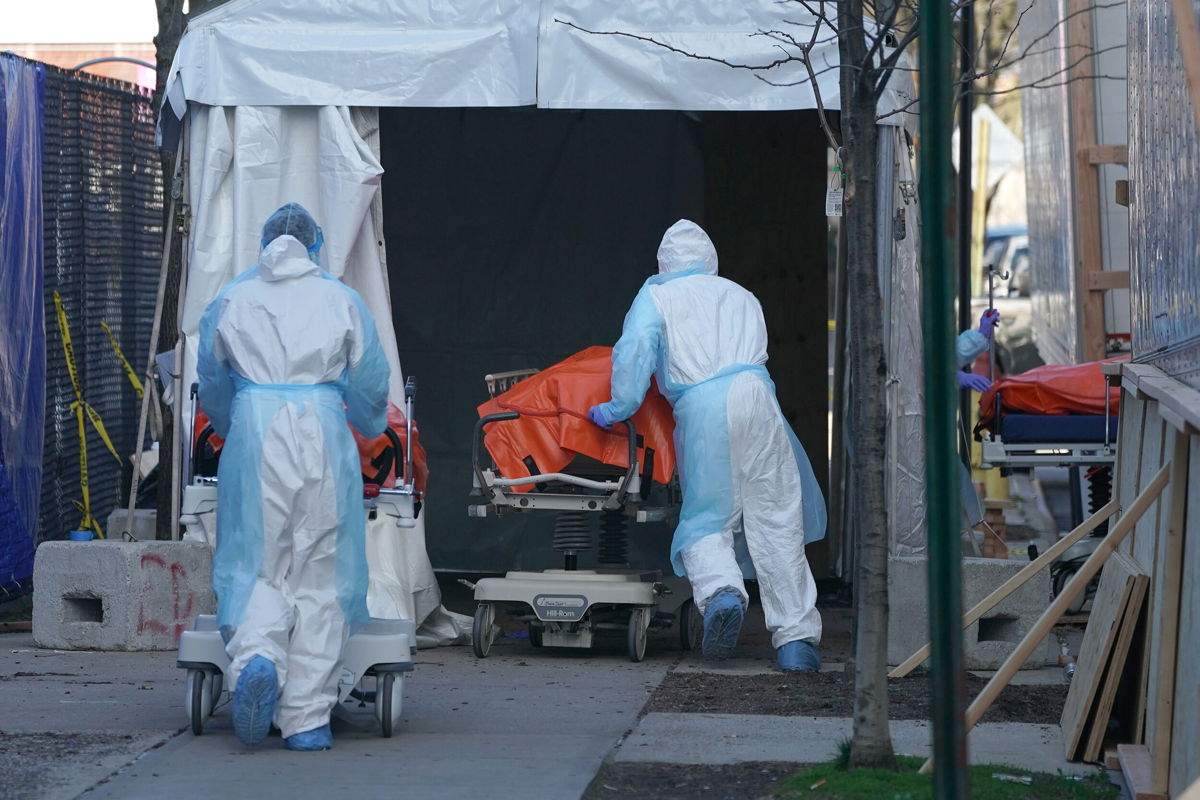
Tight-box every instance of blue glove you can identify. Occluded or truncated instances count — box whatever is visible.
[587,405,614,430]
[978,308,1000,339]
[957,371,990,393]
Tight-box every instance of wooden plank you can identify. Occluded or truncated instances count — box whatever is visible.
[1084,144,1129,165]
[888,499,1119,678]
[1132,405,1166,571]
[1149,432,1189,792]
[1123,362,1168,393]
[1115,390,1147,559]
[1170,435,1200,793]
[1119,744,1169,800]
[1084,565,1150,762]
[917,464,1171,775]
[1067,0,1106,363]
[1139,375,1200,436]
[1171,0,1200,136]
[1159,404,1200,436]
[1061,551,1140,759]
[1087,270,1130,291]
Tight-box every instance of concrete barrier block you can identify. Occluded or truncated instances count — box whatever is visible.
[887,555,1056,670]
[105,508,157,541]
[33,541,215,651]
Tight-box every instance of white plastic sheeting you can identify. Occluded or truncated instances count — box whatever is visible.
[163,0,915,120]
[164,0,538,115]
[880,127,927,557]
[182,104,468,644]
[1019,0,1078,365]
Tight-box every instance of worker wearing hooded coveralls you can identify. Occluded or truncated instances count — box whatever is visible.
[197,203,389,750]
[588,220,826,671]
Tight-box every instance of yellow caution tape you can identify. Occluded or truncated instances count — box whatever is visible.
[53,292,123,539]
[100,321,144,399]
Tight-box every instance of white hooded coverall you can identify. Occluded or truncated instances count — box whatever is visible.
[594,220,825,648]
[197,235,389,738]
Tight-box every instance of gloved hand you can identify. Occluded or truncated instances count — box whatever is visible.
[978,308,1000,339]
[587,405,614,430]
[957,371,991,393]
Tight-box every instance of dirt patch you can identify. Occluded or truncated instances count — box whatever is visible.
[646,671,1067,725]
[584,761,797,800]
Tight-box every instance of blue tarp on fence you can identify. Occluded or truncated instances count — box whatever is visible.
[0,54,46,593]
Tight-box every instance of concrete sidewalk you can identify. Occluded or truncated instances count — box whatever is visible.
[1,600,1101,800]
[1,629,676,800]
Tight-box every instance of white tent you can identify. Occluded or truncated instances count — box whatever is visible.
[162,0,927,637]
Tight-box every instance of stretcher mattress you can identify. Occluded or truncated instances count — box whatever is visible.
[476,346,676,491]
[999,414,1118,444]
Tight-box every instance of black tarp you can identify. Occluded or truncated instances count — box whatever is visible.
[379,107,829,574]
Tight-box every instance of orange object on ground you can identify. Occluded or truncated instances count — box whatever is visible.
[194,401,428,493]
[975,356,1127,436]
[476,346,676,490]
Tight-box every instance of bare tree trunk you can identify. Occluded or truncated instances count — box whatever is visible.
[840,0,897,771]
[152,0,186,540]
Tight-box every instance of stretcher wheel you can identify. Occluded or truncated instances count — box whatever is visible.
[378,672,396,738]
[528,623,543,648]
[186,668,212,735]
[627,608,648,663]
[678,599,702,651]
[472,603,495,658]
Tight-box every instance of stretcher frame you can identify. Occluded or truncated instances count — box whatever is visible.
[466,383,693,662]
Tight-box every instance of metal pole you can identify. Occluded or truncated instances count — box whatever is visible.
[957,3,975,454]
[921,3,969,798]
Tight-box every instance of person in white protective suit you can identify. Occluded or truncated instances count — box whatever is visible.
[197,203,389,751]
[586,220,827,671]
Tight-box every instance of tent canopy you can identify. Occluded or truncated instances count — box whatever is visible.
[163,0,914,137]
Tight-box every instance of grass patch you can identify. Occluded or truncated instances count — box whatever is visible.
[778,756,1118,799]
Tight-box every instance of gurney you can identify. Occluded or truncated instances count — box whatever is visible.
[467,347,695,662]
[977,359,1120,471]
[976,359,1122,531]
[177,378,424,737]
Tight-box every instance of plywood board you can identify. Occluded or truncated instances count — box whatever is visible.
[1084,565,1149,762]
[1116,391,1146,560]
[1119,744,1169,800]
[1170,435,1200,794]
[1061,550,1141,759]
[1149,432,1189,791]
[1132,404,1166,571]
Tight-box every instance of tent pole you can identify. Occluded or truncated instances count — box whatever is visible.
[123,134,183,540]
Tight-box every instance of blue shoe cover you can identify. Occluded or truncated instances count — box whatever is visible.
[701,588,744,660]
[232,655,278,746]
[777,640,821,672]
[285,723,332,751]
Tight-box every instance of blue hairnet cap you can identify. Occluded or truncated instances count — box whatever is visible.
[261,202,324,258]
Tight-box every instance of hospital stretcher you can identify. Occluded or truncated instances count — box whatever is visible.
[177,379,422,738]
[467,360,696,662]
[976,362,1119,528]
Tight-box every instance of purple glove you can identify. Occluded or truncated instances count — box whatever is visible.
[957,371,990,393]
[978,308,1000,339]
[587,405,614,430]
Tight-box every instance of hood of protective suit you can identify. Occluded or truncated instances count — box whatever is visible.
[259,235,320,281]
[657,220,718,276]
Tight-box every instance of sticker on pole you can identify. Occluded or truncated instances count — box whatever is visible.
[825,188,844,217]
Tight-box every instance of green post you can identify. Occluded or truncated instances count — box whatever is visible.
[919,2,969,798]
